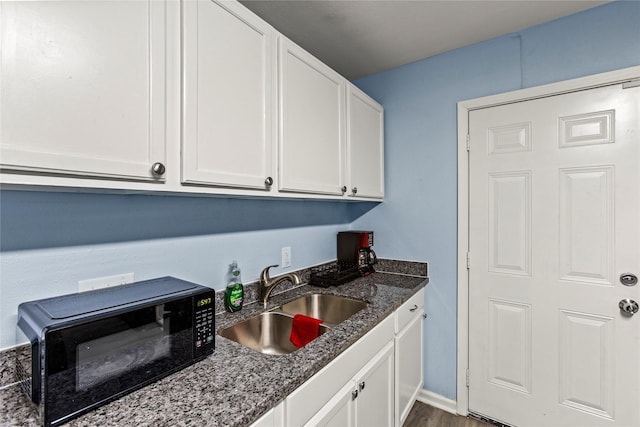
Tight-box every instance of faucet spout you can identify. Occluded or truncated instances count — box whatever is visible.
[260,265,302,308]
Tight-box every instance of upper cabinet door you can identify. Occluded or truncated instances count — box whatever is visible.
[347,86,384,199]
[0,1,167,181]
[278,37,346,196]
[182,0,275,191]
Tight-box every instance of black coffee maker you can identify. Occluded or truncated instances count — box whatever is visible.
[337,231,377,276]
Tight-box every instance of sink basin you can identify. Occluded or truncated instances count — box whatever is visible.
[279,293,368,325]
[219,293,368,355]
[219,312,330,355]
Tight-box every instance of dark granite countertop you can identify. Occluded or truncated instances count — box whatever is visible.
[0,261,427,427]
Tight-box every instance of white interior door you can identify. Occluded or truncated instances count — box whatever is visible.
[468,83,639,426]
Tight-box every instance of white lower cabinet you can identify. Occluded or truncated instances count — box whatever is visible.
[306,376,357,427]
[281,290,425,427]
[251,402,284,427]
[305,341,394,427]
[285,315,395,426]
[395,288,425,426]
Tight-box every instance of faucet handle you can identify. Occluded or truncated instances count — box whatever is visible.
[291,272,303,285]
[261,264,279,282]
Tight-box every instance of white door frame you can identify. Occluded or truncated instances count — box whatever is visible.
[456,65,640,417]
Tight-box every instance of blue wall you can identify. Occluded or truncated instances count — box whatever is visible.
[353,1,640,400]
[0,191,365,348]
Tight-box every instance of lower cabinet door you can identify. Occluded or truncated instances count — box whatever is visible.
[305,380,356,427]
[250,402,284,427]
[305,341,394,427]
[355,341,395,427]
[395,312,424,426]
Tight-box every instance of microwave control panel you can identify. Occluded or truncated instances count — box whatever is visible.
[193,292,215,357]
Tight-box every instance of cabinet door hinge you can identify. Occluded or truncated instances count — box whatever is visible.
[466,134,470,151]
[466,369,470,387]
[466,252,471,269]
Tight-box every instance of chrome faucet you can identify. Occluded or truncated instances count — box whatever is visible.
[260,264,302,308]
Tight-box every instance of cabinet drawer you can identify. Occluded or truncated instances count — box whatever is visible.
[395,288,424,333]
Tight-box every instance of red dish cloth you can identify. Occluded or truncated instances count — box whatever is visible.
[290,314,323,348]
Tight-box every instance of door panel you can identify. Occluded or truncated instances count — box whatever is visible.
[558,310,614,420]
[488,172,531,276]
[487,299,532,394]
[559,167,614,285]
[468,83,639,426]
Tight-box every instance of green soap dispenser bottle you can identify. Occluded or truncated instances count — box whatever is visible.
[224,261,244,312]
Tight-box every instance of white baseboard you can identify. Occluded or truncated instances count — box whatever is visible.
[416,389,457,415]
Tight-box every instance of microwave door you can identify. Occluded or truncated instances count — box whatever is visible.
[44,300,193,426]
[76,310,171,391]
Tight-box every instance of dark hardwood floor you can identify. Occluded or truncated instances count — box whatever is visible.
[403,401,491,427]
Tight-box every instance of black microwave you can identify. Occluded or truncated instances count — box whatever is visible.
[17,276,215,427]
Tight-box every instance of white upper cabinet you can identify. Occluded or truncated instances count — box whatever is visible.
[0,0,167,182]
[182,0,276,191]
[347,86,384,199]
[278,37,346,196]
[0,0,383,200]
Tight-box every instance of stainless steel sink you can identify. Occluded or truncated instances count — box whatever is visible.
[219,293,368,355]
[218,311,330,355]
[278,293,369,325]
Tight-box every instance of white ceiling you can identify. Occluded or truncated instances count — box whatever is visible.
[239,0,610,80]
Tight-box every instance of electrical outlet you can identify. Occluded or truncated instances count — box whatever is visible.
[281,246,292,268]
[78,273,134,293]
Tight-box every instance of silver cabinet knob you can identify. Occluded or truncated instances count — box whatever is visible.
[265,176,273,186]
[619,299,639,316]
[359,381,365,392]
[352,187,358,195]
[351,390,358,400]
[341,186,347,193]
[151,162,166,176]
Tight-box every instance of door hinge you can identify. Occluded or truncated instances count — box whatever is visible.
[466,252,471,269]
[466,134,470,151]
[466,369,470,387]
